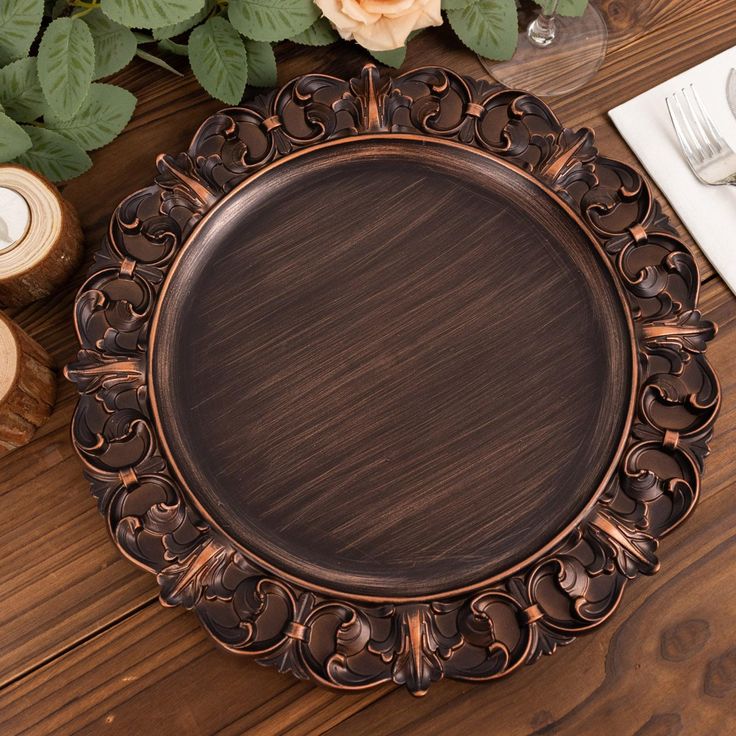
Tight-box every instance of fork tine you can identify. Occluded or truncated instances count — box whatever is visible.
[667,92,702,166]
[683,85,720,156]
[672,91,703,163]
[680,86,717,158]
[689,84,729,152]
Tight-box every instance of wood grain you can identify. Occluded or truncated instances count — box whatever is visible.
[0,0,734,731]
[0,311,55,455]
[0,281,732,731]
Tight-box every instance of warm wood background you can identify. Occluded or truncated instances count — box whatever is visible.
[1,1,735,733]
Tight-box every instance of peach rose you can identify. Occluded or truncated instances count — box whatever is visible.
[315,0,442,52]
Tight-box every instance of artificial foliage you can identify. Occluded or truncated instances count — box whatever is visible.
[0,0,588,181]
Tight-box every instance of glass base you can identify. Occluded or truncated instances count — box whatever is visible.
[478,5,608,98]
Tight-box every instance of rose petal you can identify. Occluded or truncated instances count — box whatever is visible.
[360,0,418,14]
[353,12,417,49]
[316,0,443,52]
[339,0,382,24]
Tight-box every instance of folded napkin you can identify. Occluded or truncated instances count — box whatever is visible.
[609,45,736,296]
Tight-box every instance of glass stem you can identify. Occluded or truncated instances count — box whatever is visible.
[528,0,559,48]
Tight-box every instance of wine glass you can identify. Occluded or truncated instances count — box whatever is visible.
[478,1,608,97]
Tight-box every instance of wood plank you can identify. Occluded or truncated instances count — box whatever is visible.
[0,61,235,687]
[0,276,732,736]
[0,489,730,736]
[0,59,231,686]
[325,494,736,736]
[1,0,735,729]
[0,599,390,735]
[0,381,158,687]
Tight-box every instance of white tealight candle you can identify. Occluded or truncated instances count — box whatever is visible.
[0,186,31,255]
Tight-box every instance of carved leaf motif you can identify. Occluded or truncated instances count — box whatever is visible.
[527,624,575,662]
[536,127,598,198]
[641,309,717,354]
[155,151,220,234]
[66,350,146,412]
[368,604,463,696]
[588,511,659,578]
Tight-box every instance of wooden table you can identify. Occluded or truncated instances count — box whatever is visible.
[1,2,735,733]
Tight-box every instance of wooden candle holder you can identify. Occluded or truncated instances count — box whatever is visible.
[0,311,56,456]
[0,165,83,307]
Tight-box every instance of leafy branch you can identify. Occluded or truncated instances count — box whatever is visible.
[0,0,588,182]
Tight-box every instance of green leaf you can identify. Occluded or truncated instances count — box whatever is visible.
[228,0,318,43]
[82,10,137,79]
[370,46,406,68]
[38,17,96,119]
[447,0,518,61]
[442,0,472,8]
[0,57,46,122]
[543,0,588,16]
[135,48,183,76]
[243,40,276,87]
[0,0,44,66]
[15,125,91,180]
[289,17,339,46]
[0,110,32,162]
[153,2,211,40]
[158,39,189,56]
[189,17,247,104]
[44,82,136,151]
[100,0,206,30]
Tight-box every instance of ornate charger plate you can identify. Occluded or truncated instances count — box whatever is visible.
[66,65,720,696]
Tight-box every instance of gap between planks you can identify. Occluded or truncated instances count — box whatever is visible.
[0,597,157,693]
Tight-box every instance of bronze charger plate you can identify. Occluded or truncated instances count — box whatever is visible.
[67,65,720,696]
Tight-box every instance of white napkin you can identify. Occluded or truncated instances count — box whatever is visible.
[609,46,736,296]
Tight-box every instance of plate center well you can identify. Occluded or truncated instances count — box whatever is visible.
[151,136,633,598]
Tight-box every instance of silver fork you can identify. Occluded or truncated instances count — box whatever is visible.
[666,85,736,186]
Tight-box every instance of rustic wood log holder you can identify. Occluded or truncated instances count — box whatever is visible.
[0,165,83,307]
[0,311,56,456]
